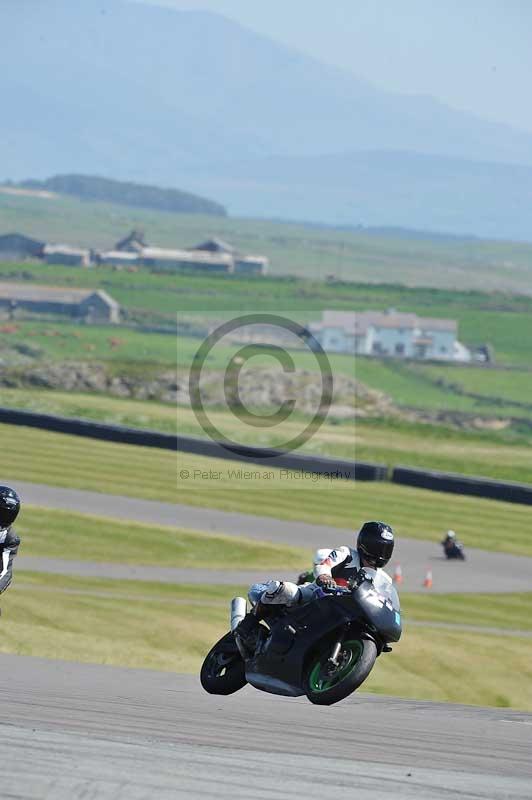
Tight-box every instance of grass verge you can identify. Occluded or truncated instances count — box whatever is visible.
[1,573,240,673]
[20,506,307,569]
[401,592,532,631]
[364,625,532,709]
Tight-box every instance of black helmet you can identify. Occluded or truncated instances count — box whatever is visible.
[0,486,20,529]
[357,521,394,568]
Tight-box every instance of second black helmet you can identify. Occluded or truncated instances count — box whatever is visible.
[0,486,20,529]
[357,521,394,568]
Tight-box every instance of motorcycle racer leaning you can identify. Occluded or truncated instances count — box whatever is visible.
[0,487,21,594]
[235,521,395,654]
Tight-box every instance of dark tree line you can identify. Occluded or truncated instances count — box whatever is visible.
[20,174,227,217]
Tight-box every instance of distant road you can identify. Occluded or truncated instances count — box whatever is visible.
[10,480,532,593]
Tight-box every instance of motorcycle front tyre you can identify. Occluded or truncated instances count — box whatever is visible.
[304,638,377,706]
[200,631,247,695]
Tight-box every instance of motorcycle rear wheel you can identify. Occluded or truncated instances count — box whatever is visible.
[305,638,377,706]
[200,631,247,695]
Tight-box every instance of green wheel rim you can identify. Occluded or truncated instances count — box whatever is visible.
[308,640,364,693]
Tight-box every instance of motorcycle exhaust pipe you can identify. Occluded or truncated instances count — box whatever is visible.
[230,596,247,631]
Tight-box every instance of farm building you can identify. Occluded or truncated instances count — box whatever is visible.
[309,309,470,362]
[97,250,140,267]
[115,230,147,253]
[0,233,45,261]
[140,247,233,273]
[234,255,269,275]
[193,237,269,274]
[0,283,120,323]
[103,231,269,274]
[43,244,91,267]
[192,237,235,254]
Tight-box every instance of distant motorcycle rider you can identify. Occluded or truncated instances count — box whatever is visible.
[442,529,457,551]
[0,487,21,593]
[236,521,395,654]
[441,529,465,559]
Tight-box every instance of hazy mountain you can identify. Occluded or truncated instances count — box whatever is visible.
[2,0,532,237]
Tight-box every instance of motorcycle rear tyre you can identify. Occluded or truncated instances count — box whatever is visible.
[305,638,377,706]
[200,631,247,695]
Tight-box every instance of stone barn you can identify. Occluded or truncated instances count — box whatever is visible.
[0,233,45,260]
[43,244,91,267]
[0,284,120,323]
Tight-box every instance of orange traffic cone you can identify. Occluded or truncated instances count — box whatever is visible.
[423,568,433,589]
[393,563,403,584]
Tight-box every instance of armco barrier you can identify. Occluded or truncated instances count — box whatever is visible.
[392,465,532,506]
[6,405,532,502]
[177,435,388,481]
[0,407,177,450]
[0,406,387,480]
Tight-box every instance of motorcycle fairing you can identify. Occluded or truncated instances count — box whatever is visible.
[245,594,364,696]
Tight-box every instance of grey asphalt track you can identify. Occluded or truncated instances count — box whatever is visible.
[11,480,532,592]
[0,654,531,799]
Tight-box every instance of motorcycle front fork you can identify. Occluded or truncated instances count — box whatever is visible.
[327,634,345,669]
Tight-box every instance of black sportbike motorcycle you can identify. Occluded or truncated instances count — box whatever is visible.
[442,540,466,560]
[200,568,402,706]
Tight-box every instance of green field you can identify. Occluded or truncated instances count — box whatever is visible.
[0,387,179,434]
[1,319,176,367]
[0,254,531,442]
[21,506,306,569]
[3,190,532,294]
[364,625,532,709]
[1,256,531,364]
[2,316,530,422]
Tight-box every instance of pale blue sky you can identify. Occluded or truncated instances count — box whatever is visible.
[136,0,532,133]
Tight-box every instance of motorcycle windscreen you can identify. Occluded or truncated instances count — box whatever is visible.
[364,568,401,611]
[358,568,402,642]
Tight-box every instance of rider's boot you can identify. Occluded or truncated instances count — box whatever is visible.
[234,610,263,658]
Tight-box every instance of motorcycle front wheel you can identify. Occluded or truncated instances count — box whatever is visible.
[305,638,377,706]
[200,631,247,695]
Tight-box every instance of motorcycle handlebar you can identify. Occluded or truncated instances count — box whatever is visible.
[320,571,373,595]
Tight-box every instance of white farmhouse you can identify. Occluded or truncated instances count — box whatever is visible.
[309,309,470,362]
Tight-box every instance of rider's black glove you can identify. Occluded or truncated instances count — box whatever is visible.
[351,568,369,588]
[316,574,337,590]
